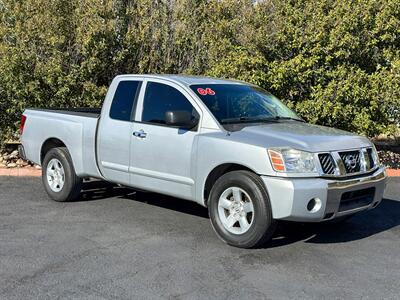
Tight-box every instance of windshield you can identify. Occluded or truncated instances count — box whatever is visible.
[190,84,301,124]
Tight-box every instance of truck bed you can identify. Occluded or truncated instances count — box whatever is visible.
[22,108,102,178]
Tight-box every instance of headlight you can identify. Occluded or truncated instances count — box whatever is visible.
[268,148,317,173]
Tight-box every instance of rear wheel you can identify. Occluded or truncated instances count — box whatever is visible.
[208,170,276,248]
[42,147,82,202]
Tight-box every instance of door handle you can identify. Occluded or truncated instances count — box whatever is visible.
[133,130,147,138]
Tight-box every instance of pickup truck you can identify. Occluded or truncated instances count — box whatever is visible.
[20,74,387,248]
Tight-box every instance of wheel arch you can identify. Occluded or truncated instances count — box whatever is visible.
[40,138,67,164]
[203,163,258,206]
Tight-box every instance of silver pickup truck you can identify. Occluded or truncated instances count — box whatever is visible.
[20,74,387,248]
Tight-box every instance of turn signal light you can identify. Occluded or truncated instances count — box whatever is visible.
[268,149,285,172]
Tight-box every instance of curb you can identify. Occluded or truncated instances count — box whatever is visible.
[0,167,42,177]
[0,167,399,177]
[386,169,400,177]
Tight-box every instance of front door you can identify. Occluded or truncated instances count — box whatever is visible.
[130,80,201,200]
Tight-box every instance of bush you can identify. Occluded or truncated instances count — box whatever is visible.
[0,0,399,146]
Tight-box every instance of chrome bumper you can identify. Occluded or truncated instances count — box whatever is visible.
[262,167,387,222]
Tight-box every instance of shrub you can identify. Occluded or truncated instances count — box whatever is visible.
[0,0,399,146]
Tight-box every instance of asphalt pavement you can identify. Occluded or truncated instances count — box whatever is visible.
[0,177,399,299]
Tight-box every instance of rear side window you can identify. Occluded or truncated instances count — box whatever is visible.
[142,82,197,124]
[110,81,141,121]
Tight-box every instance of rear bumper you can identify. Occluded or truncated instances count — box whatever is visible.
[261,167,387,222]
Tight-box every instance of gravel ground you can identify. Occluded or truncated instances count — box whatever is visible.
[0,177,399,299]
[378,150,400,169]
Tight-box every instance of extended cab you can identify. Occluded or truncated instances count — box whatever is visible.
[20,75,387,248]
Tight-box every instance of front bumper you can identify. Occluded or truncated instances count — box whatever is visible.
[261,167,387,222]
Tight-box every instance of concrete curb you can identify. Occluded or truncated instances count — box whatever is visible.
[0,167,42,177]
[386,169,400,177]
[0,167,399,177]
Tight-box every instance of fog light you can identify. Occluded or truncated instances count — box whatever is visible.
[307,198,322,213]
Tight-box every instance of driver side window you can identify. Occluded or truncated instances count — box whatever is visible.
[142,82,198,125]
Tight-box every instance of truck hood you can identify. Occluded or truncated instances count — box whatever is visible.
[228,122,372,152]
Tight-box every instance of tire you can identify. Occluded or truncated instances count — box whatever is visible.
[208,170,276,248]
[42,147,82,202]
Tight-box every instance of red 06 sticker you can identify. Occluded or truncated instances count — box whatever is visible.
[197,88,215,96]
[197,88,207,95]
[206,88,215,95]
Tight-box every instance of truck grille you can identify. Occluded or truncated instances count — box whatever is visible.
[366,148,375,169]
[318,153,335,174]
[317,147,377,177]
[339,150,361,173]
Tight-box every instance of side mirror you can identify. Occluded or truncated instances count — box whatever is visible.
[165,110,197,129]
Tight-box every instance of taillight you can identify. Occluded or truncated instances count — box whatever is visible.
[20,115,27,134]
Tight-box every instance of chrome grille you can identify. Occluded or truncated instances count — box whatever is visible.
[317,147,378,177]
[366,148,375,169]
[318,153,335,174]
[339,150,361,173]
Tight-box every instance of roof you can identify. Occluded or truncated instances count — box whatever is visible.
[116,74,247,87]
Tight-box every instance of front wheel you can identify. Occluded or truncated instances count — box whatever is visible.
[42,147,82,202]
[208,171,276,248]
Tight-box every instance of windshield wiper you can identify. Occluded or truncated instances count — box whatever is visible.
[273,116,306,123]
[220,116,305,124]
[220,116,280,124]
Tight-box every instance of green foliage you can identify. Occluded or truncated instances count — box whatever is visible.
[0,0,399,145]
[254,0,400,137]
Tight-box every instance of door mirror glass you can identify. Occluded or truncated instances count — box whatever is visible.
[165,110,197,129]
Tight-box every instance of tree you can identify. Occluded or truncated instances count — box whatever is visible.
[0,0,399,145]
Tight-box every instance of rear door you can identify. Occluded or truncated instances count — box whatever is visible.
[129,79,201,200]
[97,79,142,185]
